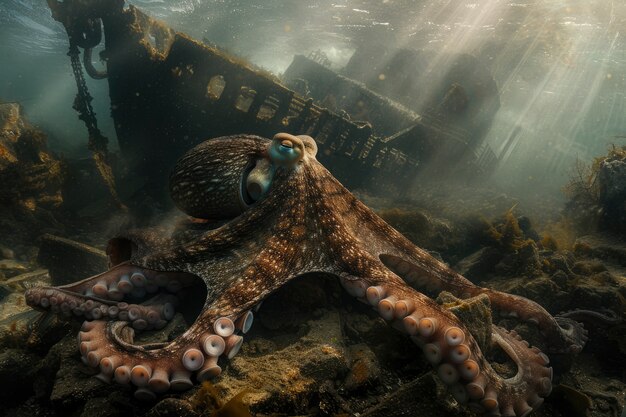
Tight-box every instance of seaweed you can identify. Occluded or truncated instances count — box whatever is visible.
[483,207,535,252]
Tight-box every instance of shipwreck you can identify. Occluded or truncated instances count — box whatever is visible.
[47,0,501,203]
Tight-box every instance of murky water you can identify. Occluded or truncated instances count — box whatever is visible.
[2,1,624,186]
[0,1,625,416]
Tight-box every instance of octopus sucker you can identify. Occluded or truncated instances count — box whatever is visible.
[467,373,487,398]
[450,382,469,403]
[450,344,471,364]
[393,299,415,319]
[377,296,398,320]
[224,335,244,359]
[114,365,132,384]
[201,334,226,356]
[94,372,112,384]
[197,356,221,382]
[170,370,194,391]
[213,317,235,337]
[235,310,254,333]
[181,348,205,371]
[24,133,584,415]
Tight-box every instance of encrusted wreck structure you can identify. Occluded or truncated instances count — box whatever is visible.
[47,0,501,200]
[284,49,500,174]
[0,102,64,243]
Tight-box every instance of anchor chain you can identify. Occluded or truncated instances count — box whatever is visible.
[46,0,123,207]
[68,42,125,209]
[68,43,100,142]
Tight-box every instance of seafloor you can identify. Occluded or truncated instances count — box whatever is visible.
[0,142,625,416]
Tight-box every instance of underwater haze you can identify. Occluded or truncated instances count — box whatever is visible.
[0,1,626,417]
[1,0,625,189]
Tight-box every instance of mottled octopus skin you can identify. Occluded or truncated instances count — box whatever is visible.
[25,133,586,415]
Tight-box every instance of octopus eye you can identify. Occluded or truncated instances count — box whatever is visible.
[269,133,304,167]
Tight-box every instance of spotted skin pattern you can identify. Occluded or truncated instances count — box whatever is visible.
[25,133,586,414]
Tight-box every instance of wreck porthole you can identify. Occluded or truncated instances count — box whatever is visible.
[206,75,226,100]
[234,86,256,112]
[257,96,279,121]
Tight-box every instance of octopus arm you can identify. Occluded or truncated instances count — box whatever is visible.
[337,266,553,416]
[25,171,327,400]
[339,192,587,354]
[72,283,265,400]
[32,240,315,401]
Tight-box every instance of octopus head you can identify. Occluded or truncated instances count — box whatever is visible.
[269,132,317,167]
[169,133,317,220]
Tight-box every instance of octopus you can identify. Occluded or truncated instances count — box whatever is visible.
[25,133,587,416]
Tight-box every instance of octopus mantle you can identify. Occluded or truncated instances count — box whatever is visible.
[25,133,587,416]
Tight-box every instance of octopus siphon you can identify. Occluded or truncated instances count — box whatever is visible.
[25,133,588,416]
